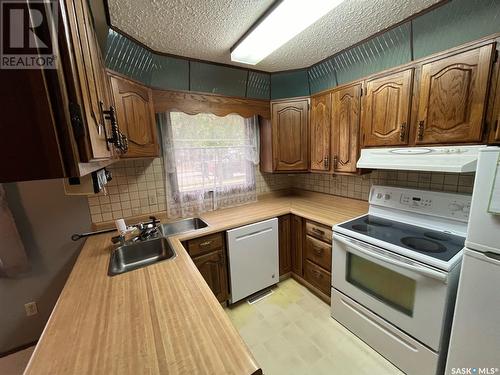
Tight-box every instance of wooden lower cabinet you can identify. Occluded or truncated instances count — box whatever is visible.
[291,215,304,276]
[192,250,228,303]
[304,260,331,297]
[279,215,292,276]
[186,233,228,303]
[300,220,333,299]
[305,221,333,243]
[305,235,332,271]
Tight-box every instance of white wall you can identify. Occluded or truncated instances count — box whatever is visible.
[0,179,91,353]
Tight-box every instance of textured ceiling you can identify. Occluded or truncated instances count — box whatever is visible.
[108,0,443,72]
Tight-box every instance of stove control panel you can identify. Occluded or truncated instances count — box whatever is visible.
[369,185,472,222]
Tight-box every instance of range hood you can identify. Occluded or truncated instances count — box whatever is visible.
[357,145,486,173]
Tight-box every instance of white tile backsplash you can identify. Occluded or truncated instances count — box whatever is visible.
[87,158,475,224]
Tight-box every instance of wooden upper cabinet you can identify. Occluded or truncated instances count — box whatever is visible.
[64,0,112,161]
[332,84,361,173]
[310,93,332,172]
[361,69,413,147]
[416,45,494,144]
[109,73,159,158]
[271,99,309,171]
[489,61,500,144]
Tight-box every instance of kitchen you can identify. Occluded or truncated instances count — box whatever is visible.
[0,0,499,374]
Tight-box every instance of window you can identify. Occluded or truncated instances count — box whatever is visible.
[158,111,259,217]
[169,112,256,192]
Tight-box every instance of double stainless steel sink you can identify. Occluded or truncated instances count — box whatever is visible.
[108,217,209,276]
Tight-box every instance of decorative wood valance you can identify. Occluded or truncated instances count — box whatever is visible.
[153,89,270,119]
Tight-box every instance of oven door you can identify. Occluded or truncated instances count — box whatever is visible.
[332,233,449,351]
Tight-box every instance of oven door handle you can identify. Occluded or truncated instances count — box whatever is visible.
[335,235,448,283]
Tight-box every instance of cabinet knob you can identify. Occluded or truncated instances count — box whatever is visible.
[199,240,212,248]
[417,121,425,141]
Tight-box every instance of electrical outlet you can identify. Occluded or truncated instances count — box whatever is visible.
[24,302,38,317]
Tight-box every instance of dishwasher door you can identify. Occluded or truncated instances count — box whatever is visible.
[226,218,279,303]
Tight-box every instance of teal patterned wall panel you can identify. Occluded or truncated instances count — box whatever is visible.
[246,71,271,99]
[271,70,309,99]
[413,0,500,59]
[190,62,248,96]
[334,22,412,85]
[150,54,189,91]
[105,30,154,84]
[308,58,336,94]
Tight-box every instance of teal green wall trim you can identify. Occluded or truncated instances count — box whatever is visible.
[412,0,500,59]
[306,0,500,95]
[105,0,499,101]
[190,62,248,97]
[271,70,310,100]
[105,29,270,99]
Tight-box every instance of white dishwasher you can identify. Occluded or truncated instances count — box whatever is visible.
[226,218,279,304]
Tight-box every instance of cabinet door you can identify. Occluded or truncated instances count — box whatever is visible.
[291,215,303,276]
[109,74,159,158]
[361,69,413,147]
[490,70,500,143]
[416,45,494,144]
[271,100,309,171]
[310,93,332,171]
[332,84,361,173]
[279,215,292,276]
[64,0,112,160]
[192,250,228,303]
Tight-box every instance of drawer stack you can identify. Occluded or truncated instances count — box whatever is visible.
[303,221,333,297]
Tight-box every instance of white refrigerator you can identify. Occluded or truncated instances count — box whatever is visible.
[445,147,500,374]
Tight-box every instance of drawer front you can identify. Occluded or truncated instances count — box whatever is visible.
[187,233,224,257]
[305,221,332,243]
[304,260,331,296]
[305,235,332,271]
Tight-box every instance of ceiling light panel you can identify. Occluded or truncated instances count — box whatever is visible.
[231,0,344,65]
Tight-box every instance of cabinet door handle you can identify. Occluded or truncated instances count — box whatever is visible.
[199,241,212,248]
[333,155,338,169]
[313,246,323,256]
[102,105,128,153]
[399,122,407,141]
[313,270,322,278]
[323,156,329,169]
[417,120,425,141]
[312,228,325,236]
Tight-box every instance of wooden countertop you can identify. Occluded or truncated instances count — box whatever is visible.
[25,191,368,375]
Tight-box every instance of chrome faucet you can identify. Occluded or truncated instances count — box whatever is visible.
[111,216,160,245]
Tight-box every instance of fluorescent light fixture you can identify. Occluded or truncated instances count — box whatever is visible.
[231,0,344,65]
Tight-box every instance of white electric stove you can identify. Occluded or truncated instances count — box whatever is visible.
[331,185,471,375]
